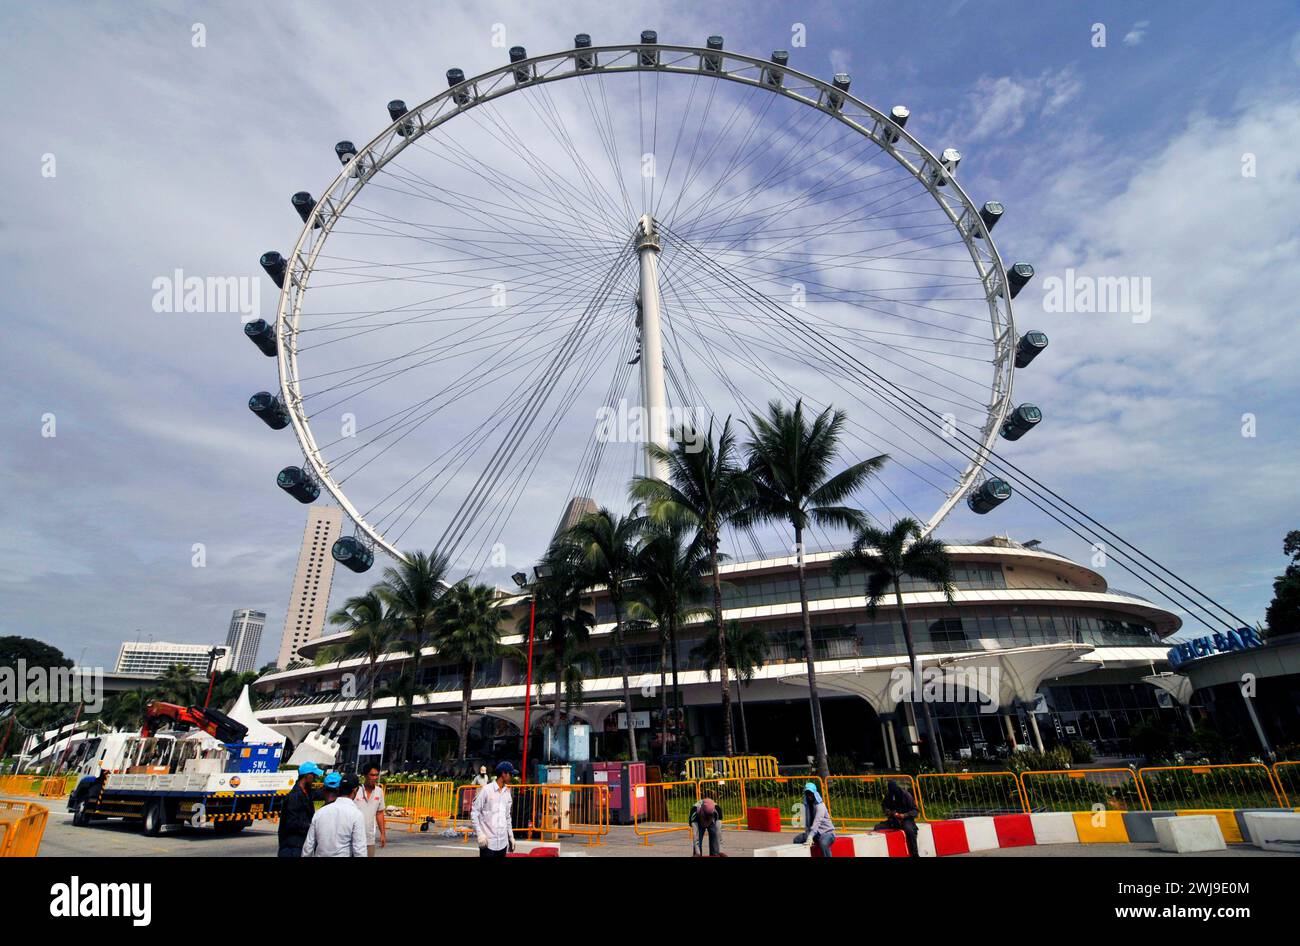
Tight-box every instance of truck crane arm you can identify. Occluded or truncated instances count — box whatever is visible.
[142,701,249,744]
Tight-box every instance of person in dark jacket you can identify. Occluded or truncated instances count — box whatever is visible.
[688,796,725,857]
[874,779,919,857]
[278,762,322,857]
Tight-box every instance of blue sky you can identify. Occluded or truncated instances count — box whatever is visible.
[1,1,1297,668]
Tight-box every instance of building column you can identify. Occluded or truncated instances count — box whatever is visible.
[1002,710,1019,748]
[887,718,901,770]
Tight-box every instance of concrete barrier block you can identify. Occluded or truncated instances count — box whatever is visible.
[959,817,1000,851]
[915,822,937,857]
[1154,815,1226,853]
[754,842,811,857]
[1122,810,1176,844]
[929,820,971,856]
[1240,811,1300,852]
[1072,810,1130,843]
[1029,812,1079,844]
[1176,809,1242,843]
[851,832,891,857]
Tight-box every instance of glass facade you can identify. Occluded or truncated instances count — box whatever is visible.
[592,561,1008,621]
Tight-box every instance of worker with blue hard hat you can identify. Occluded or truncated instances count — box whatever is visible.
[278,762,323,858]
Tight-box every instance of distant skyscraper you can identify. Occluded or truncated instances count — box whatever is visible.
[225,608,266,674]
[554,496,598,539]
[275,506,344,667]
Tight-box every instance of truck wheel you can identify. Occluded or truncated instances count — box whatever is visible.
[142,800,165,836]
[73,799,94,827]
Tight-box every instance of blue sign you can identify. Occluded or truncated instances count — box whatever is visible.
[1167,627,1263,669]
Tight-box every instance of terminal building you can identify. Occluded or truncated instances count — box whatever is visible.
[252,536,1190,767]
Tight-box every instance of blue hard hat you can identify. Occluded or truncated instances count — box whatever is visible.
[495,761,519,775]
[323,772,342,789]
[298,762,322,777]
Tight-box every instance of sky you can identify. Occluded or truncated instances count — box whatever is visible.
[1,0,1297,669]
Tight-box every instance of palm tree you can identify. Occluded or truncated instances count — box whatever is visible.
[628,508,711,757]
[377,550,451,763]
[631,418,755,756]
[692,621,769,753]
[326,590,399,710]
[565,508,645,761]
[523,541,595,755]
[831,518,956,772]
[435,581,509,760]
[743,399,887,778]
[158,664,199,705]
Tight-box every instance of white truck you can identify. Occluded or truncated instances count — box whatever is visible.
[66,703,295,836]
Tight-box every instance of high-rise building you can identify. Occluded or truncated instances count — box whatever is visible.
[115,641,230,677]
[275,505,344,668]
[225,608,266,674]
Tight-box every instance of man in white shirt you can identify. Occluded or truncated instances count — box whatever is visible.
[356,763,387,857]
[470,761,518,857]
[302,772,367,857]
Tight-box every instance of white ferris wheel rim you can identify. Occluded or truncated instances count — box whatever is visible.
[273,41,1018,563]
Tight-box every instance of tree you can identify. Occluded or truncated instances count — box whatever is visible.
[692,620,769,753]
[743,399,886,778]
[435,581,509,759]
[523,541,595,756]
[377,550,451,763]
[831,518,956,772]
[632,418,755,756]
[628,508,711,758]
[565,508,645,761]
[1264,529,1300,637]
[158,663,199,706]
[326,591,399,710]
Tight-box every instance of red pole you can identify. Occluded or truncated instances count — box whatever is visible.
[0,716,13,761]
[521,593,537,785]
[203,649,219,708]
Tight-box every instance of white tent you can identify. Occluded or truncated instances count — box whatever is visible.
[228,685,287,747]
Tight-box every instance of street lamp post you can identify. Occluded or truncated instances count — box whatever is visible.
[514,563,552,784]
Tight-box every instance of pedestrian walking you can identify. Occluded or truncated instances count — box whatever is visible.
[302,772,367,857]
[471,761,518,857]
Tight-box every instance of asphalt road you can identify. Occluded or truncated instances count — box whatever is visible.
[16,796,1296,858]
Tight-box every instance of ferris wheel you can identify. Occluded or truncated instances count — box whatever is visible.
[244,34,1049,574]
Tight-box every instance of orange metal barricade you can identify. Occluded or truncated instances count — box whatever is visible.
[1137,763,1285,811]
[0,799,49,856]
[916,771,1027,821]
[513,783,610,846]
[1020,768,1148,812]
[823,774,919,828]
[683,755,780,780]
[381,781,456,832]
[1272,761,1297,808]
[697,775,825,830]
[633,780,699,845]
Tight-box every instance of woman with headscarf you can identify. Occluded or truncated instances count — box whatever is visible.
[793,781,836,856]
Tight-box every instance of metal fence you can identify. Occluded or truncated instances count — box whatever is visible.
[1021,768,1147,812]
[0,799,49,856]
[1137,764,1285,811]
